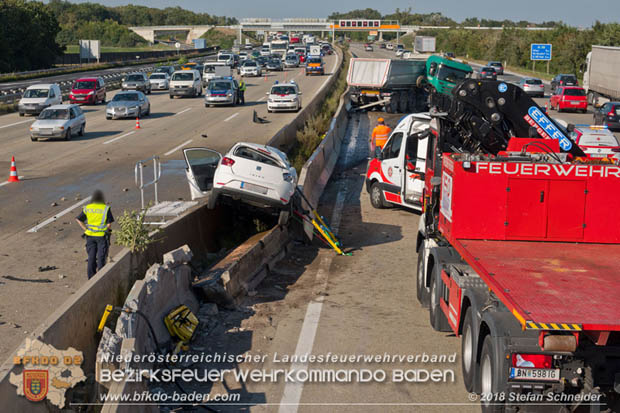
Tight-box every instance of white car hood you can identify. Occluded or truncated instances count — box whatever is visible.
[20,97,48,104]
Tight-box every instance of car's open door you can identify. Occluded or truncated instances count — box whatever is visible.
[183,148,221,200]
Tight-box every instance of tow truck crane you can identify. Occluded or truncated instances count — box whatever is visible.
[416,79,620,412]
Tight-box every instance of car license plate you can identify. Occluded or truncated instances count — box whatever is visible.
[509,368,560,382]
[40,129,53,136]
[241,182,268,195]
[571,101,581,105]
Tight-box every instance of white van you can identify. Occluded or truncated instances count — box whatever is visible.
[203,62,230,85]
[217,52,234,67]
[169,70,203,98]
[18,83,62,116]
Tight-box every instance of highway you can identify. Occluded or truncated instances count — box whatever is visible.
[0,53,339,357]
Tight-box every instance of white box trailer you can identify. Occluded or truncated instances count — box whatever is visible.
[414,36,436,53]
[583,45,620,106]
[347,58,428,113]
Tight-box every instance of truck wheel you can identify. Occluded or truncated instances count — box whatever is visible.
[429,265,451,332]
[416,249,429,307]
[479,335,506,413]
[370,182,387,209]
[461,307,475,392]
[399,92,408,113]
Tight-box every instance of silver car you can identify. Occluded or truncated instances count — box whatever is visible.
[121,73,151,94]
[106,91,150,119]
[30,104,85,142]
[149,73,169,90]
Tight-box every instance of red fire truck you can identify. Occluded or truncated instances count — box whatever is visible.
[416,79,620,412]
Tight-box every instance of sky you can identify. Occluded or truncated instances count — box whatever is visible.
[59,0,619,27]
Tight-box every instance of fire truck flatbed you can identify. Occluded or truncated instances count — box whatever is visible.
[452,238,620,332]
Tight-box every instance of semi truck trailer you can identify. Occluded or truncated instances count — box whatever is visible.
[416,79,620,412]
[583,45,620,107]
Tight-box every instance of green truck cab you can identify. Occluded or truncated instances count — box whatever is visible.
[426,56,473,94]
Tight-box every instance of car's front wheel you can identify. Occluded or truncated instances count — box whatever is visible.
[78,124,85,136]
[64,127,71,141]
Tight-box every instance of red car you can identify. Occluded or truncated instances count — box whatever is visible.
[549,86,587,113]
[69,77,106,105]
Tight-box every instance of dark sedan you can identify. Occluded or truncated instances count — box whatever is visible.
[479,66,497,80]
[266,58,283,71]
[594,102,620,130]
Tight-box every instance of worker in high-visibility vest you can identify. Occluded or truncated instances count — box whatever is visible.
[75,190,114,279]
[370,117,392,151]
[238,78,246,104]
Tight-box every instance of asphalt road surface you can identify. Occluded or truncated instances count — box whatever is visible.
[0,53,339,358]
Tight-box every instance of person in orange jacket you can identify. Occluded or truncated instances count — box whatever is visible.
[370,117,392,151]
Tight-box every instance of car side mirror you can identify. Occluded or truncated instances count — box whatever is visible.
[374,147,382,159]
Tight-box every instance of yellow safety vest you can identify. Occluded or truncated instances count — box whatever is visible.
[239,80,246,91]
[83,203,110,237]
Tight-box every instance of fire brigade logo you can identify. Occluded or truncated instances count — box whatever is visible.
[23,370,48,402]
[388,167,393,177]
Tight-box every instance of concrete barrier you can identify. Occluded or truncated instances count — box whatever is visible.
[268,47,344,152]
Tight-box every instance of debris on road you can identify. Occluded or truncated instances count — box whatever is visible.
[2,275,52,283]
[38,265,57,272]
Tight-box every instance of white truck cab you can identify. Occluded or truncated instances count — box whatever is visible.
[365,113,432,211]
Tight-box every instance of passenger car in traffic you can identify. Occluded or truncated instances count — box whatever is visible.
[305,56,324,75]
[478,66,497,80]
[365,44,373,52]
[570,125,620,161]
[266,58,283,71]
[551,74,578,92]
[18,84,62,116]
[69,77,106,105]
[239,60,262,77]
[284,54,299,68]
[122,73,151,94]
[518,77,545,97]
[267,82,302,112]
[487,61,504,75]
[204,78,240,107]
[217,53,234,67]
[593,102,620,130]
[169,70,203,98]
[155,66,175,76]
[549,86,587,113]
[148,73,169,90]
[106,91,150,119]
[183,143,298,215]
[30,104,85,141]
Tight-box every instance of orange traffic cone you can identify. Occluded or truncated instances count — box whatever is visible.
[135,118,141,129]
[264,74,268,82]
[8,156,19,183]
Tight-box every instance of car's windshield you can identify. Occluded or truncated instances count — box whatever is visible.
[438,66,469,83]
[563,88,585,96]
[112,93,139,102]
[39,108,68,120]
[244,61,257,66]
[525,79,542,85]
[286,56,296,61]
[578,131,619,147]
[234,146,282,168]
[561,75,577,82]
[489,62,501,66]
[271,86,296,95]
[149,74,166,79]
[172,72,194,81]
[209,82,231,90]
[156,67,171,73]
[24,89,49,98]
[307,58,321,64]
[204,65,218,73]
[482,67,494,72]
[218,54,231,60]
[73,81,95,90]
[269,59,280,64]
[126,74,144,81]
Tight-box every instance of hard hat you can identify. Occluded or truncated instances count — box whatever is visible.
[378,117,384,122]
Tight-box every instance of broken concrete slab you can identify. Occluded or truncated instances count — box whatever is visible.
[162,245,192,269]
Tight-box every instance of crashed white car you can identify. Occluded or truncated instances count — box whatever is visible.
[183,142,298,213]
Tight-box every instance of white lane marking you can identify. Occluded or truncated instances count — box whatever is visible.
[224,112,239,122]
[0,119,32,130]
[174,107,192,116]
[258,96,266,101]
[163,139,193,156]
[0,177,24,188]
[279,114,360,413]
[27,196,92,233]
[103,130,135,145]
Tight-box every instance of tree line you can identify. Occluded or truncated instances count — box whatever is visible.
[0,0,238,72]
[419,22,620,75]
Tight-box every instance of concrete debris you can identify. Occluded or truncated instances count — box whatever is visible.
[51,202,58,207]
[38,265,57,272]
[200,303,219,316]
[58,274,66,279]
[60,197,66,201]
[122,188,129,192]
[162,244,193,268]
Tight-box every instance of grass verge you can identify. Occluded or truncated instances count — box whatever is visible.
[289,44,350,172]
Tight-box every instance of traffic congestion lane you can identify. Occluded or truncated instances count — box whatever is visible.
[0,53,339,358]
